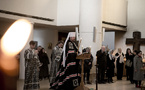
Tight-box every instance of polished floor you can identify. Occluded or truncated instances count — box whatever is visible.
[17,77,140,90]
[86,79,140,90]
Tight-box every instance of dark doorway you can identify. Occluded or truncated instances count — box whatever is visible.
[58,32,68,42]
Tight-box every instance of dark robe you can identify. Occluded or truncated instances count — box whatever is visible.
[106,54,115,78]
[115,53,124,80]
[96,50,107,82]
[125,53,134,82]
[39,52,50,79]
[50,40,81,90]
[84,54,93,82]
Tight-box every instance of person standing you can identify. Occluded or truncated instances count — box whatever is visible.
[125,48,134,83]
[37,46,42,52]
[83,47,93,84]
[50,32,81,90]
[49,41,63,86]
[107,50,115,83]
[96,46,107,84]
[133,50,137,58]
[115,48,124,80]
[39,48,50,80]
[133,50,144,88]
[24,41,42,90]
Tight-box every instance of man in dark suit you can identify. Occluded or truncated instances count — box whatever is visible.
[96,46,107,84]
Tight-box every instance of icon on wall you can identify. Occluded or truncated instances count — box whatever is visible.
[48,42,52,49]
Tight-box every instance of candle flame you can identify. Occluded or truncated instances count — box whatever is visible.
[1,19,32,56]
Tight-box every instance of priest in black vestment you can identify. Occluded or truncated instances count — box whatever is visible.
[50,32,81,90]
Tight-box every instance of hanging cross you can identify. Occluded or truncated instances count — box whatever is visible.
[126,31,145,51]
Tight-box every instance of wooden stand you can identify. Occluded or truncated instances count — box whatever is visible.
[95,64,99,90]
[75,53,91,90]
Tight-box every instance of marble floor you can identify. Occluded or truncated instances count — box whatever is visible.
[17,77,140,90]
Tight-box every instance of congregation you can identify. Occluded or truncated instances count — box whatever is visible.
[24,32,144,90]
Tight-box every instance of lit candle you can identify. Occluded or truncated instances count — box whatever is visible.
[89,46,92,52]
[82,45,84,50]
[0,19,32,76]
[80,38,82,42]
[1,19,32,56]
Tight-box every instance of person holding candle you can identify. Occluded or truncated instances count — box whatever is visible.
[24,41,42,90]
[125,48,134,83]
[133,50,144,88]
[115,48,124,80]
[107,50,115,83]
[83,47,93,84]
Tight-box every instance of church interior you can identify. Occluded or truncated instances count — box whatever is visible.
[0,0,145,90]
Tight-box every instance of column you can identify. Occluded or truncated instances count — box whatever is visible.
[79,0,103,73]
[19,23,34,79]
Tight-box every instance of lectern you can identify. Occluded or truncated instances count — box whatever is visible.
[75,53,91,90]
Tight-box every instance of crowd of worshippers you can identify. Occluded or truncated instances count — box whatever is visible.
[97,46,144,88]
[23,32,144,90]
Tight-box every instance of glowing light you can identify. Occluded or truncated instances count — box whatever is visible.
[0,19,32,76]
[1,19,32,56]
[0,56,18,76]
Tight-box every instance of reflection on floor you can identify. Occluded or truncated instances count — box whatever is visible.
[17,77,140,90]
[85,78,140,90]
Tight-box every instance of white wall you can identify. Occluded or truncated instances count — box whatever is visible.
[57,0,80,26]
[33,28,58,58]
[115,0,145,54]
[102,0,127,26]
[0,0,81,26]
[0,0,57,25]
[102,32,115,50]
[115,31,126,53]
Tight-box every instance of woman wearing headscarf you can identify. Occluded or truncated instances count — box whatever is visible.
[133,50,144,88]
[39,48,50,80]
[115,48,124,80]
[107,50,115,83]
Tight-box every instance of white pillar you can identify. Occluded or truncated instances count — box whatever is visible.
[79,0,102,73]
[19,23,34,79]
